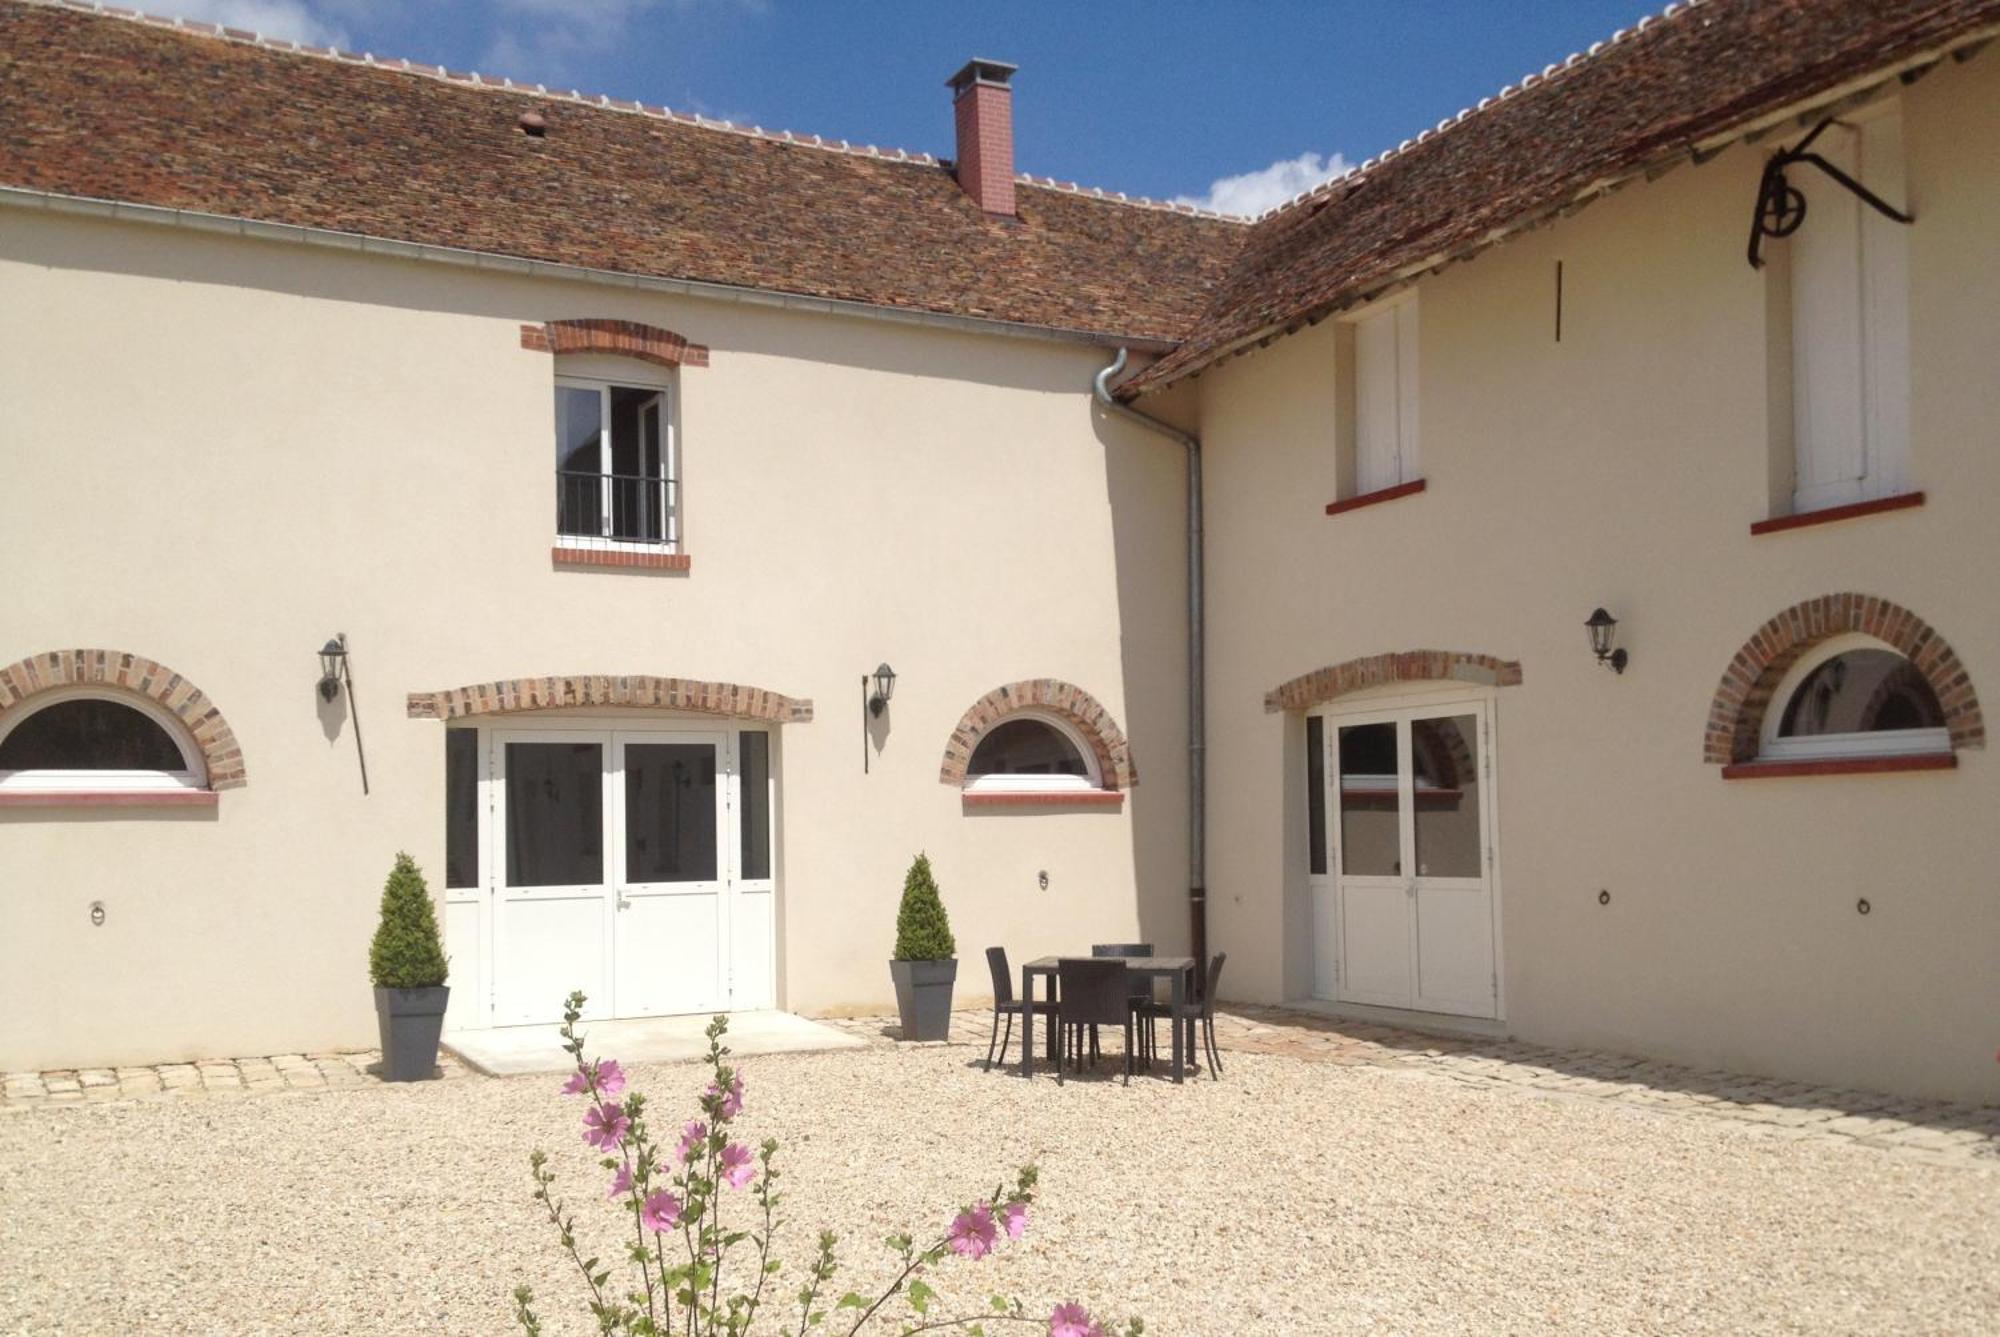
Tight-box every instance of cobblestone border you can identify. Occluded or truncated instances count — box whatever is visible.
[1,1050,469,1109]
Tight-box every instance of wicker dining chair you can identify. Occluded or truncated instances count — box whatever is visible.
[982,946,1032,1072]
[1091,942,1157,1064]
[1137,952,1227,1081]
[1054,957,1134,1085]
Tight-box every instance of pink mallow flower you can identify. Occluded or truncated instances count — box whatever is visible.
[560,1070,589,1096]
[1048,1303,1103,1337]
[718,1142,756,1189]
[946,1203,997,1260]
[582,1102,631,1152]
[705,1073,745,1121]
[607,1163,633,1199]
[1000,1201,1029,1241]
[640,1189,683,1234]
[593,1059,627,1097]
[677,1120,707,1165]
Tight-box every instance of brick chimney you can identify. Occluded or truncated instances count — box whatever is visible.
[947,58,1019,216]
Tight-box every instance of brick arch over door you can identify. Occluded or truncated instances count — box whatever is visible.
[1704,594,1984,764]
[939,680,1137,790]
[0,649,246,788]
[406,676,813,723]
[520,319,710,368]
[1263,651,1524,714]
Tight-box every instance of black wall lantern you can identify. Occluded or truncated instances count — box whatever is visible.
[1585,608,1628,675]
[862,663,896,773]
[317,633,370,794]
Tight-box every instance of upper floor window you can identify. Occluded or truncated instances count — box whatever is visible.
[0,691,206,793]
[554,365,677,551]
[1760,634,1947,763]
[964,715,1099,794]
[1783,101,1910,516]
[1345,292,1419,498]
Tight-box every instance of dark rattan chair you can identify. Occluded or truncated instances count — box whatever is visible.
[982,946,1031,1072]
[1054,957,1134,1085]
[1138,952,1227,1081]
[1092,942,1157,1064]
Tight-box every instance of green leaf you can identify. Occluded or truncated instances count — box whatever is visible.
[835,1293,866,1310]
[907,1279,934,1316]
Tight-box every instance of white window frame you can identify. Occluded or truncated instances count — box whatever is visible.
[1345,290,1420,496]
[554,360,678,554]
[961,710,1106,795]
[0,686,208,793]
[1758,632,1949,762]
[1785,98,1911,515]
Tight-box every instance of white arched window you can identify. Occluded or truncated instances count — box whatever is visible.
[1759,633,1949,763]
[962,713,1102,795]
[0,689,207,794]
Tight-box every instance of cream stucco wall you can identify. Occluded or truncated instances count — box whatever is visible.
[1194,53,2000,1102]
[0,212,1194,1070]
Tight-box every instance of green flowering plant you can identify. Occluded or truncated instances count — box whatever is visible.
[514,993,1139,1337]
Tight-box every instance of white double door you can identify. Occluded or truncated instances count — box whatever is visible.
[488,725,773,1026]
[1311,697,1499,1018]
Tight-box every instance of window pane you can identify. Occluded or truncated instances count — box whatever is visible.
[0,698,184,771]
[1412,714,1481,879]
[609,387,667,543]
[555,385,603,538]
[506,742,603,887]
[445,730,478,889]
[624,744,717,883]
[1305,716,1327,877]
[1778,650,1944,736]
[739,731,771,881]
[967,718,1088,777]
[1338,722,1400,876]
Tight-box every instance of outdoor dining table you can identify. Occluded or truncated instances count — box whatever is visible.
[1018,955,1199,1083]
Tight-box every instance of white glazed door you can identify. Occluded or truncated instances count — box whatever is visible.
[612,731,727,1018]
[491,731,615,1025]
[1326,701,1497,1018]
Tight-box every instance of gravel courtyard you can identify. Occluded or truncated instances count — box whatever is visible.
[3,1038,1998,1336]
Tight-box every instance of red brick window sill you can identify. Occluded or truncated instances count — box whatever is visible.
[552,545,691,573]
[1750,491,1924,536]
[961,790,1124,810]
[1720,753,1956,780]
[1325,478,1426,517]
[0,789,219,808]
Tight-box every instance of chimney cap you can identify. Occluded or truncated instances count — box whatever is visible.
[946,59,1018,95]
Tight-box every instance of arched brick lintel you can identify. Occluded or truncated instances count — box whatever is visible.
[939,680,1137,790]
[1704,594,1984,764]
[1263,651,1523,714]
[406,675,812,723]
[520,318,711,369]
[0,649,247,789]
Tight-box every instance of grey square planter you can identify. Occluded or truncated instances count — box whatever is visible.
[889,958,957,1041]
[374,985,450,1082]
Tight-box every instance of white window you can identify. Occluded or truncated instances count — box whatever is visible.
[0,689,206,794]
[1759,634,1947,762]
[962,714,1103,795]
[554,365,677,551]
[1786,102,1910,515]
[1350,293,1419,496]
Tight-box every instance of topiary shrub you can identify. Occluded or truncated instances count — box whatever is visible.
[368,851,449,989]
[891,852,956,961]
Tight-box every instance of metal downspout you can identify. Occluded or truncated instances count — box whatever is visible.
[1093,349,1206,985]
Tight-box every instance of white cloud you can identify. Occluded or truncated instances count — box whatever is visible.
[1172,150,1355,218]
[166,0,348,46]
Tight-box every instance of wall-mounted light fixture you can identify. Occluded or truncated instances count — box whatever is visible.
[1585,608,1628,674]
[862,662,896,772]
[317,633,370,794]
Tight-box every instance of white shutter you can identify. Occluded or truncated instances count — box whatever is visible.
[1353,298,1417,495]
[1858,105,1911,499]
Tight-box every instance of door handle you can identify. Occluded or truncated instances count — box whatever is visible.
[1405,880,1417,899]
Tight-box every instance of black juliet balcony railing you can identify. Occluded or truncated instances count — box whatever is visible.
[557,470,680,548]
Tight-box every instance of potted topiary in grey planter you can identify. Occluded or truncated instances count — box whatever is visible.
[889,852,957,1041]
[368,851,451,1081]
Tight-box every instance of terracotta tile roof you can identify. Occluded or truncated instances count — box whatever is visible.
[0,0,1244,344]
[1123,0,2000,395]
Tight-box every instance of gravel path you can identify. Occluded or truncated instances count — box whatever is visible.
[3,1043,1997,1335]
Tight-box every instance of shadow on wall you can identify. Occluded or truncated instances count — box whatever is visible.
[1094,387,1194,959]
[9,215,1096,396]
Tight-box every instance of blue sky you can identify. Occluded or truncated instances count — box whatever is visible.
[176,1,1654,215]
